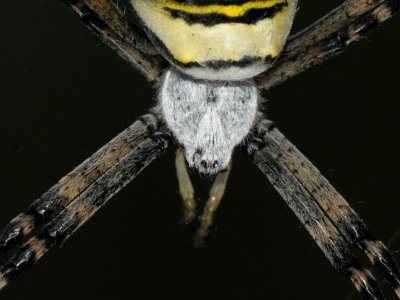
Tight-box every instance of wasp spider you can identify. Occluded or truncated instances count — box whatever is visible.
[0,0,400,299]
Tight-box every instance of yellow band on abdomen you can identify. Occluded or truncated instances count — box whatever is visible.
[163,0,285,17]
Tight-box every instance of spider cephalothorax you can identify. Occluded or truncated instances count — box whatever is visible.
[160,68,258,174]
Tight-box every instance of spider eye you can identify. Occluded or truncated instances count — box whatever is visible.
[132,0,297,80]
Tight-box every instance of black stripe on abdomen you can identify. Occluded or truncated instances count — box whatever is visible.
[171,0,274,6]
[180,55,274,69]
[164,3,287,26]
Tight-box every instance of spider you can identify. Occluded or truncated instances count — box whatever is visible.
[0,0,400,299]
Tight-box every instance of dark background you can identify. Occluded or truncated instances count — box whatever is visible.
[0,1,399,299]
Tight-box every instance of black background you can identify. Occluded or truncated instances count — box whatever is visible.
[0,1,400,299]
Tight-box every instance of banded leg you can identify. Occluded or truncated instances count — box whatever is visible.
[0,131,172,290]
[250,120,400,297]
[194,166,231,248]
[62,0,164,80]
[284,0,391,57]
[175,148,196,223]
[258,0,400,90]
[246,121,385,300]
[0,108,162,253]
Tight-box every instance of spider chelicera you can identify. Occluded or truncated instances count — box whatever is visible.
[0,1,400,299]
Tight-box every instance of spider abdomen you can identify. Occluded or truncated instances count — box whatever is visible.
[132,0,297,80]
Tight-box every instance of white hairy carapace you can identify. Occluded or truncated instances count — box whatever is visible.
[132,0,297,174]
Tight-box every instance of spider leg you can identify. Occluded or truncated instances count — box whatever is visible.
[194,166,231,248]
[284,0,393,59]
[258,0,400,90]
[0,130,172,291]
[248,120,400,297]
[175,148,197,223]
[246,120,386,300]
[175,148,231,245]
[0,109,162,253]
[62,0,165,80]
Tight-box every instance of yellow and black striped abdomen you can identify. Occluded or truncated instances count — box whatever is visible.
[132,0,297,80]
